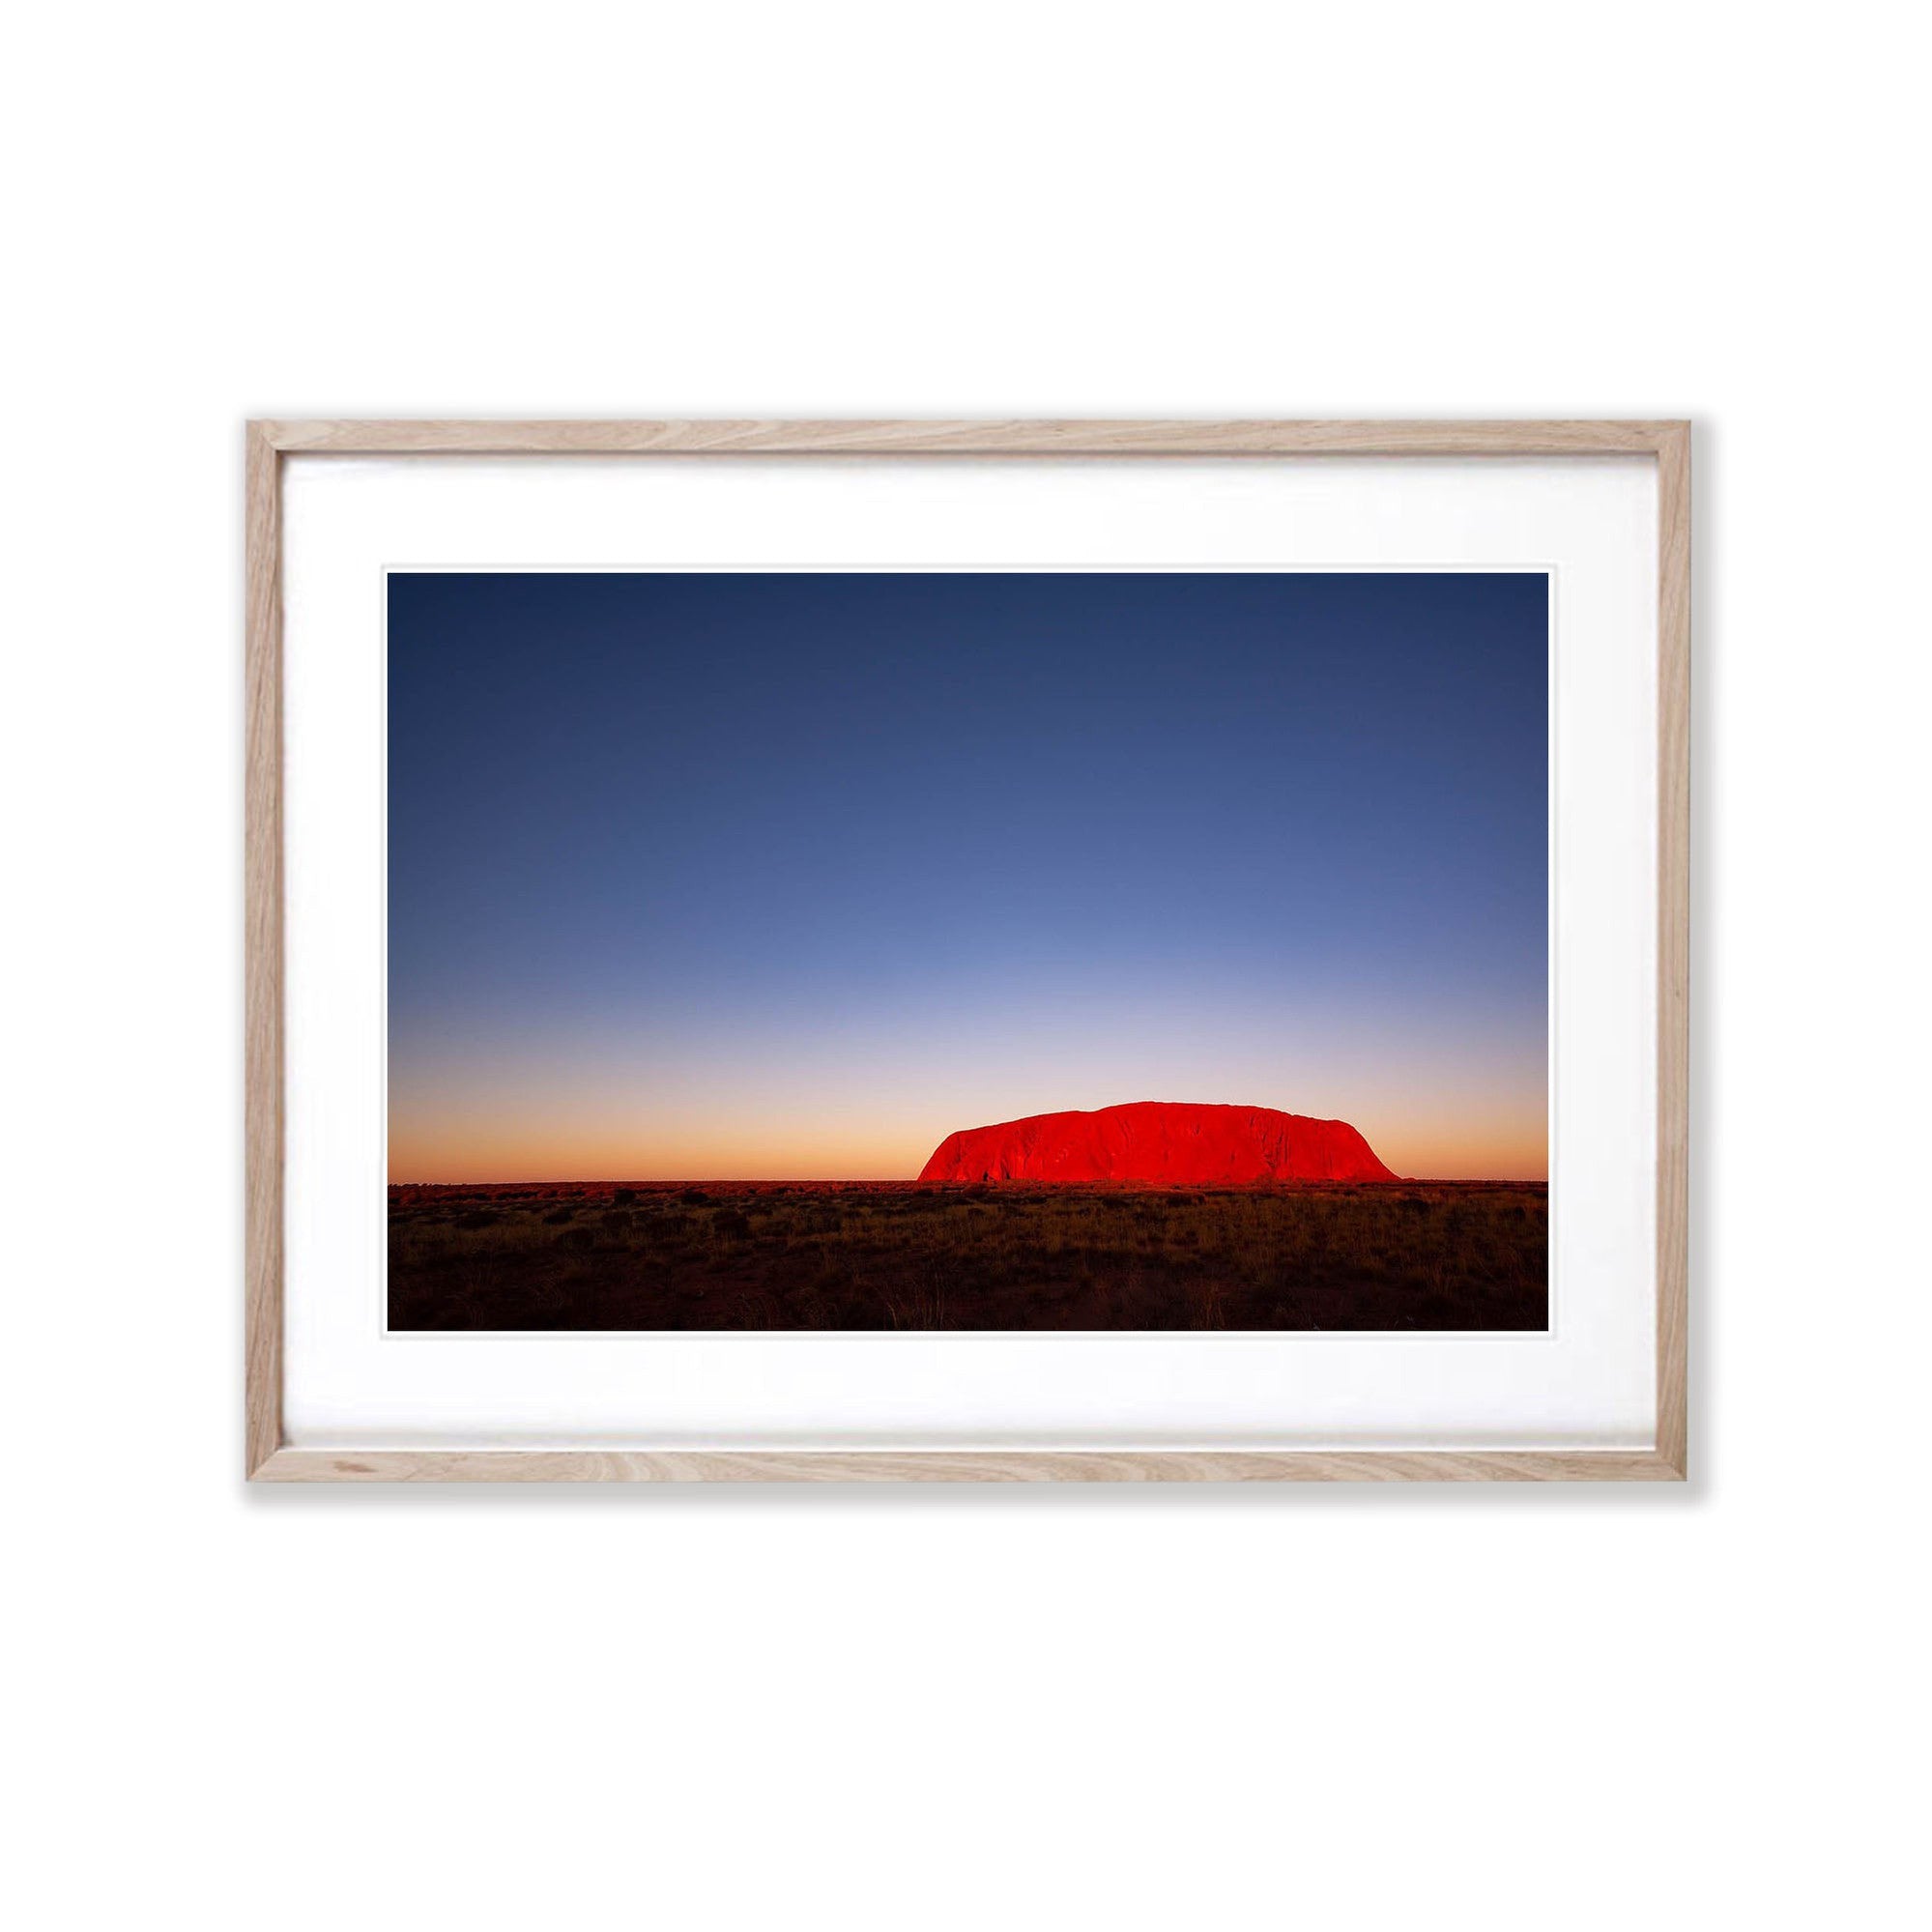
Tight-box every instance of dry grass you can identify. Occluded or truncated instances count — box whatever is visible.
[388,1181,1546,1331]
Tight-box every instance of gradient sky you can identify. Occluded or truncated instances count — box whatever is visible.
[389,571,1547,1180]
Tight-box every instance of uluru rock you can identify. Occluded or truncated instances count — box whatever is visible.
[917,1101,1398,1185]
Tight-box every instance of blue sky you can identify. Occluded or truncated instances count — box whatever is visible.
[388,571,1547,1178]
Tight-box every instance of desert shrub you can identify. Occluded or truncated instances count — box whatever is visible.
[542,1207,576,1225]
[729,1289,787,1328]
[678,1188,712,1205]
[455,1209,500,1229]
[713,1209,751,1238]
[613,1188,637,1205]
[554,1226,594,1251]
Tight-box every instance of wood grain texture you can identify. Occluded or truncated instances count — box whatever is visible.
[253,1448,1685,1484]
[244,418,1690,1484]
[244,424,284,1479]
[1655,423,1692,1477]
[259,418,1681,457]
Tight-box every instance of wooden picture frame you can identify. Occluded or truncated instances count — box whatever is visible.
[246,419,1688,1483]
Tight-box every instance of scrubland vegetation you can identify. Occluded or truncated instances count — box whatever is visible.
[389,1180,1546,1331]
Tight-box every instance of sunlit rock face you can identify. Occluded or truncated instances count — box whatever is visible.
[916,1102,1398,1185]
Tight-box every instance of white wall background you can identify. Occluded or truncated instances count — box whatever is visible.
[5,5,1925,1929]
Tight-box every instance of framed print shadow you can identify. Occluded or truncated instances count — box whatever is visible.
[245,419,1688,1482]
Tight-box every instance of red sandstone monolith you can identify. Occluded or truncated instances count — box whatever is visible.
[916,1101,1398,1185]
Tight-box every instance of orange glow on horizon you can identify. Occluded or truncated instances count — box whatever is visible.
[386,1110,1547,1186]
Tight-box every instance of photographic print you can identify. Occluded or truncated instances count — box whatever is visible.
[388,568,1549,1333]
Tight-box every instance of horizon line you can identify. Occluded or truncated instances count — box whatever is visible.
[386,1173,1550,1187]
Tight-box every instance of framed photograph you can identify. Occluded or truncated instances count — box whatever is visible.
[246,419,1688,1482]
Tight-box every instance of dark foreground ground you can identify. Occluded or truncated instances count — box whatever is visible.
[389,1180,1546,1331]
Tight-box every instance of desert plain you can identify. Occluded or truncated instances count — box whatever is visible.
[388,1179,1547,1332]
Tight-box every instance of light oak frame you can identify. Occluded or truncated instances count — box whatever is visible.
[245,419,1689,1483]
